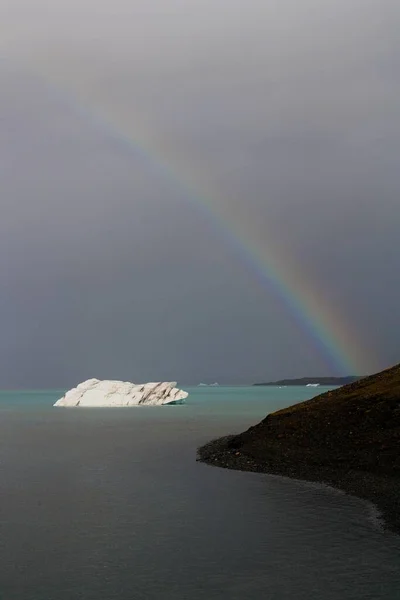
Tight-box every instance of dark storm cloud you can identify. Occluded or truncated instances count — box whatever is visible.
[1,1,400,386]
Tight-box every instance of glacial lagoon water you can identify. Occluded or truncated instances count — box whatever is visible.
[1,386,399,599]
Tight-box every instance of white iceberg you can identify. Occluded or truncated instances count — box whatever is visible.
[54,379,188,407]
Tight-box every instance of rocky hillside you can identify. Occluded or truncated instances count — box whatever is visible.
[198,363,400,532]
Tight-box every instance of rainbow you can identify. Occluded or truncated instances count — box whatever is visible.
[33,73,372,375]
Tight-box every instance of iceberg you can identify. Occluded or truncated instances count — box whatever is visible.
[54,379,188,407]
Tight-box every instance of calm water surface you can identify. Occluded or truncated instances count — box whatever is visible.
[1,386,399,599]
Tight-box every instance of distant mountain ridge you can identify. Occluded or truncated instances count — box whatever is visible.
[254,376,363,386]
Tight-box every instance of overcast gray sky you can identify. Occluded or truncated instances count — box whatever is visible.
[1,0,399,386]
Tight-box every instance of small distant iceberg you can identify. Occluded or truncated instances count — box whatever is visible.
[306,383,320,387]
[198,382,219,387]
[54,379,188,407]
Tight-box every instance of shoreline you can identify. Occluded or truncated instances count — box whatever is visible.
[197,435,400,536]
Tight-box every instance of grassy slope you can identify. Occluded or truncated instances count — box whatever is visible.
[199,363,400,532]
[231,363,400,476]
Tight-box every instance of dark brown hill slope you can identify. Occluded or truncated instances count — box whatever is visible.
[198,363,400,533]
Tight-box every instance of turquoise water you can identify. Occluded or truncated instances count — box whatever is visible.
[1,386,399,599]
[0,384,333,413]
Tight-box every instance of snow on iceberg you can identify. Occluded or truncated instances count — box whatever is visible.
[54,379,188,407]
